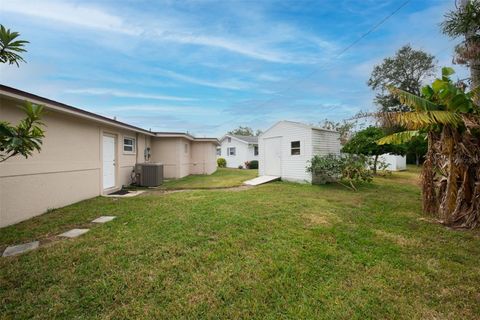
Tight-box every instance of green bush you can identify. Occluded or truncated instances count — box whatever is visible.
[248,160,258,169]
[306,154,373,191]
[217,157,226,168]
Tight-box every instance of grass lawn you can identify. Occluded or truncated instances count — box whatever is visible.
[162,167,258,189]
[1,169,479,319]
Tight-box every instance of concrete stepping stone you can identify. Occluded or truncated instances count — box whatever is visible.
[92,216,116,223]
[2,241,39,257]
[59,228,89,238]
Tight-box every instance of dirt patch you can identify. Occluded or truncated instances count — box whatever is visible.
[373,229,419,247]
[303,212,340,227]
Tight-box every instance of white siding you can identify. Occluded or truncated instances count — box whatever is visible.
[219,138,249,168]
[259,121,313,183]
[311,129,341,156]
[247,145,259,161]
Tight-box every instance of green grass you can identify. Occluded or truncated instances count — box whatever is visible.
[1,169,479,319]
[162,167,258,189]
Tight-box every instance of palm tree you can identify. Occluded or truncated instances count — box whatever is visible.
[0,24,29,66]
[377,67,480,228]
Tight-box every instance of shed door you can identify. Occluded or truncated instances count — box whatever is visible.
[103,135,116,190]
[265,137,281,176]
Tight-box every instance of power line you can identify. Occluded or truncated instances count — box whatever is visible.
[248,0,411,109]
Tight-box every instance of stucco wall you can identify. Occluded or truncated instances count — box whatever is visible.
[151,137,217,178]
[0,97,150,227]
[191,142,217,175]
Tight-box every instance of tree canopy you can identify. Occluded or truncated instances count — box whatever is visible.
[0,102,45,162]
[228,126,262,136]
[441,0,480,90]
[0,24,29,66]
[368,45,436,112]
[342,126,406,173]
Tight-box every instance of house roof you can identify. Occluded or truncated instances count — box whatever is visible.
[260,120,339,136]
[0,84,219,144]
[221,134,258,144]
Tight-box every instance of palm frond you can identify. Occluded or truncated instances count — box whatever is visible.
[380,111,462,130]
[377,130,420,145]
[388,86,438,111]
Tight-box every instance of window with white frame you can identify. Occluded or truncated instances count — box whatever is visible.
[123,137,136,153]
[291,141,300,155]
[254,145,259,156]
[227,147,236,156]
[216,147,221,156]
[227,137,231,143]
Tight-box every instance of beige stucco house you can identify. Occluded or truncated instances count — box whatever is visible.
[0,85,219,227]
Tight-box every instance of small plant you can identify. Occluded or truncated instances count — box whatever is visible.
[0,101,45,162]
[244,161,250,169]
[238,165,243,169]
[248,160,258,169]
[217,157,226,168]
[306,154,373,191]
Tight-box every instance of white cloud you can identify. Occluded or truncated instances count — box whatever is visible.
[1,0,334,64]
[1,0,140,35]
[105,104,220,116]
[65,88,195,101]
[155,69,250,90]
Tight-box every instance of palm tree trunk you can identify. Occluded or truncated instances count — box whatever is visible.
[422,132,438,215]
[439,126,458,223]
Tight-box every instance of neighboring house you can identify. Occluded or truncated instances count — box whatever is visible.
[0,85,219,227]
[378,154,407,171]
[218,134,258,168]
[258,121,341,183]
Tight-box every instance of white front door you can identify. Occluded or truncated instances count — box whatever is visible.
[103,135,116,190]
[265,137,281,176]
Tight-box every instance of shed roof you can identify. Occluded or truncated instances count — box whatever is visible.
[260,120,340,136]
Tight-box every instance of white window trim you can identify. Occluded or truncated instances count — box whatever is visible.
[123,136,136,154]
[227,147,236,156]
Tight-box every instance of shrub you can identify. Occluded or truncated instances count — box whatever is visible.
[306,154,373,191]
[244,161,250,169]
[238,165,243,169]
[217,157,226,168]
[249,160,258,169]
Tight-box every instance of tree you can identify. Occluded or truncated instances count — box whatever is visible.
[0,102,45,162]
[342,126,406,174]
[319,119,355,145]
[378,67,480,228]
[405,134,428,166]
[228,126,261,136]
[0,25,45,163]
[0,24,29,66]
[441,0,480,91]
[368,45,436,112]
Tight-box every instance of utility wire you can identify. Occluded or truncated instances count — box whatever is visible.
[248,0,411,109]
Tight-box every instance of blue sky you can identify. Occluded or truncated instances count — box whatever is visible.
[0,0,468,137]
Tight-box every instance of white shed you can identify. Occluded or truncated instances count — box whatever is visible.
[378,154,407,171]
[259,121,341,183]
